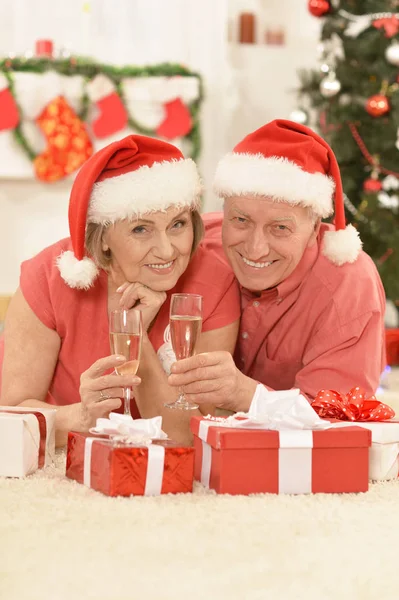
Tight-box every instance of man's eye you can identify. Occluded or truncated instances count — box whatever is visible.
[132,225,147,234]
[272,224,291,235]
[235,217,247,224]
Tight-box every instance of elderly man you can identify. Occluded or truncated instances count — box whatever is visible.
[168,119,386,412]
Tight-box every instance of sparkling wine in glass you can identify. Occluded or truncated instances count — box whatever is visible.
[165,293,203,410]
[109,309,142,416]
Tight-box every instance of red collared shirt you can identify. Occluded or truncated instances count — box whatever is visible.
[202,213,386,399]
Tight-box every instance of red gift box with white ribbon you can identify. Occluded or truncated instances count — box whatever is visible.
[0,405,56,477]
[66,431,194,497]
[191,416,371,495]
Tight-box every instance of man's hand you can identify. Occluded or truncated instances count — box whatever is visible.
[168,351,257,412]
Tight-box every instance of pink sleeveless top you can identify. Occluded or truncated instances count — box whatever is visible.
[0,237,240,415]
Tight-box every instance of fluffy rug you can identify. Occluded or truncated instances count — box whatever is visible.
[2,449,399,600]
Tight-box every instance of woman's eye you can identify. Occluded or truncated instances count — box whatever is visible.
[132,225,147,234]
[172,219,187,229]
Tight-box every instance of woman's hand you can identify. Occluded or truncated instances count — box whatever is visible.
[116,281,167,331]
[77,355,141,431]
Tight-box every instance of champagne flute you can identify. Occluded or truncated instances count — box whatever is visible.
[165,293,203,411]
[109,309,143,416]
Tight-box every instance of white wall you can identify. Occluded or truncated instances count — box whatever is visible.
[0,0,321,295]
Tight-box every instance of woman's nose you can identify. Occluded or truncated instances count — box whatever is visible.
[153,233,174,259]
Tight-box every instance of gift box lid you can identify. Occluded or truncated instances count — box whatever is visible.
[350,420,399,445]
[69,431,190,449]
[190,416,371,450]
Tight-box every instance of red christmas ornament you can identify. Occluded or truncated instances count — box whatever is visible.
[363,178,383,192]
[365,94,390,117]
[308,0,330,17]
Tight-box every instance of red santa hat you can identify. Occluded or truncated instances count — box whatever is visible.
[57,135,202,289]
[214,119,362,265]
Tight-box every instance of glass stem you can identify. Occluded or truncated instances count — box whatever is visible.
[123,387,131,416]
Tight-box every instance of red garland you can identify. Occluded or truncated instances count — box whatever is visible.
[348,122,399,178]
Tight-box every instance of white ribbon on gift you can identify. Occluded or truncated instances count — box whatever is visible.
[84,414,168,495]
[199,386,332,494]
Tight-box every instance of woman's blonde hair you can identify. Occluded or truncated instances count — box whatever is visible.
[85,209,204,271]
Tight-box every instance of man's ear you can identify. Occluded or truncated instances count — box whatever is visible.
[308,218,321,247]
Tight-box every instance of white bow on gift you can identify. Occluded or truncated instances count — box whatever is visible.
[207,387,332,431]
[86,414,168,495]
[90,413,168,444]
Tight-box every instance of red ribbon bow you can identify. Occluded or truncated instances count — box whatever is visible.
[312,387,395,421]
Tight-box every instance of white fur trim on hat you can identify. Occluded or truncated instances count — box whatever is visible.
[0,72,9,91]
[214,153,335,218]
[322,224,362,265]
[88,158,202,223]
[86,74,115,102]
[56,251,99,290]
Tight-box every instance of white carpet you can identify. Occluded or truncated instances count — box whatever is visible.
[2,450,399,600]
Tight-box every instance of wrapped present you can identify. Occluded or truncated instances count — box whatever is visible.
[312,387,399,481]
[191,388,371,495]
[66,414,194,496]
[386,328,399,366]
[352,421,399,481]
[0,405,56,477]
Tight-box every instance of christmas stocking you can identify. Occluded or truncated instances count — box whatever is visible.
[34,95,93,182]
[0,73,19,131]
[156,98,192,140]
[87,74,128,138]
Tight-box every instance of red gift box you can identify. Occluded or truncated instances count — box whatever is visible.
[191,416,371,495]
[66,432,194,497]
[386,328,399,366]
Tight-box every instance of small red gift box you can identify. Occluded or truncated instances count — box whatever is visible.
[66,432,194,497]
[191,416,371,495]
[386,328,399,366]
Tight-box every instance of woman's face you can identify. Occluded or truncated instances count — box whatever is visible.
[103,206,194,291]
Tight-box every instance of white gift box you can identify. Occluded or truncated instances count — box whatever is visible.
[0,406,56,477]
[357,421,399,481]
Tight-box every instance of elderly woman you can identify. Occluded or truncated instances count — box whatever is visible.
[169,120,386,411]
[0,135,240,445]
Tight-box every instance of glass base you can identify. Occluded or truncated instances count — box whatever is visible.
[164,399,199,411]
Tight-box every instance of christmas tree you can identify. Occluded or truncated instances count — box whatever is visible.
[298,0,399,303]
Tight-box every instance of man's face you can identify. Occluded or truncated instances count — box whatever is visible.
[222,195,320,292]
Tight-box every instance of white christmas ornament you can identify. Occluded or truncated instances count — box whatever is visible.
[377,192,399,210]
[382,175,399,191]
[289,109,308,125]
[385,42,399,66]
[320,72,341,98]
